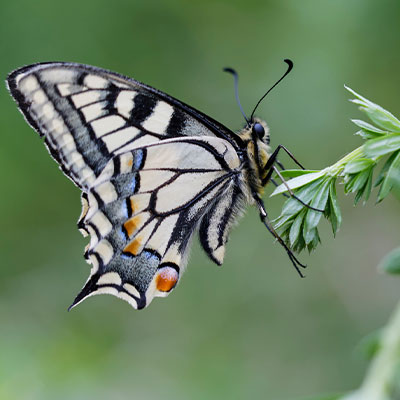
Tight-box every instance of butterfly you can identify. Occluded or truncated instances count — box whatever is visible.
[6,60,307,310]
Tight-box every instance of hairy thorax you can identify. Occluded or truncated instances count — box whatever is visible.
[237,119,271,199]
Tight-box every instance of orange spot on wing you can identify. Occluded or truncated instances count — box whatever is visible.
[127,158,133,167]
[156,267,179,292]
[123,237,142,256]
[130,198,136,214]
[123,215,141,237]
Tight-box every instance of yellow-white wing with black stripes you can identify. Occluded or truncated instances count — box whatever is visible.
[7,62,247,309]
[7,62,241,190]
[74,137,244,309]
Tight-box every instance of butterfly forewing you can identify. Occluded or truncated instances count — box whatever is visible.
[7,63,247,310]
[7,62,240,190]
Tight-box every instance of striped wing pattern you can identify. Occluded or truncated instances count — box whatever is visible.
[7,62,238,190]
[76,137,242,308]
[7,63,247,310]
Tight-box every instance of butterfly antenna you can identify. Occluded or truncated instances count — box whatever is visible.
[249,59,294,122]
[224,67,250,126]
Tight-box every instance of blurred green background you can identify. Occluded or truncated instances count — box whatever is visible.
[1,0,399,399]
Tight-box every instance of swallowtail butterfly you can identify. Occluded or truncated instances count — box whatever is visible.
[7,61,307,310]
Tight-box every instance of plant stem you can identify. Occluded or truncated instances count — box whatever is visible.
[325,146,365,176]
[341,300,400,400]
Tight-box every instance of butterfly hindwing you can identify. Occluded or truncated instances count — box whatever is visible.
[199,184,246,265]
[70,137,242,309]
[7,62,241,190]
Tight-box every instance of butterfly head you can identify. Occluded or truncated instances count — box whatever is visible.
[238,117,270,145]
[251,119,270,145]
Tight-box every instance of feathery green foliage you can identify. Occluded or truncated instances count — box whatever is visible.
[272,87,400,252]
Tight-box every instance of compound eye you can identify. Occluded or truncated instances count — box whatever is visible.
[252,123,265,139]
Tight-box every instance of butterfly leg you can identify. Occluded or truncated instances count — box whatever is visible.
[262,144,304,187]
[252,192,306,277]
[270,178,290,199]
[262,145,324,213]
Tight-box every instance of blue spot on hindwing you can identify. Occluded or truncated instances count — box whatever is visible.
[142,250,160,262]
[121,199,129,218]
[133,149,143,170]
[121,253,132,260]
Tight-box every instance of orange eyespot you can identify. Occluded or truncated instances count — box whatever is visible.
[156,266,179,292]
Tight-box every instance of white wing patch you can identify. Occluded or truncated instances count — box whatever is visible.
[92,181,118,204]
[145,214,179,255]
[155,171,223,213]
[93,239,114,265]
[87,210,112,238]
[81,101,108,122]
[91,115,126,138]
[97,271,122,286]
[84,74,109,89]
[19,75,40,91]
[102,127,140,152]
[142,101,174,134]
[139,170,176,192]
[71,90,102,108]
[115,91,137,119]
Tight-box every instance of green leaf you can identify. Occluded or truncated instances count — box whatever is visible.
[352,170,370,192]
[289,209,305,247]
[343,158,375,174]
[353,187,364,205]
[293,234,306,253]
[351,119,387,134]
[303,225,317,246]
[278,169,320,179]
[274,213,296,230]
[304,179,331,235]
[353,168,373,205]
[279,178,326,217]
[328,181,342,235]
[279,198,304,218]
[377,150,400,202]
[271,171,325,196]
[378,247,400,275]
[344,170,370,194]
[363,168,373,203]
[364,134,400,158]
[355,129,380,140]
[374,152,398,187]
[346,86,400,132]
[306,228,321,251]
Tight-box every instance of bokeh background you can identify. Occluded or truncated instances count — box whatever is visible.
[1,1,399,399]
